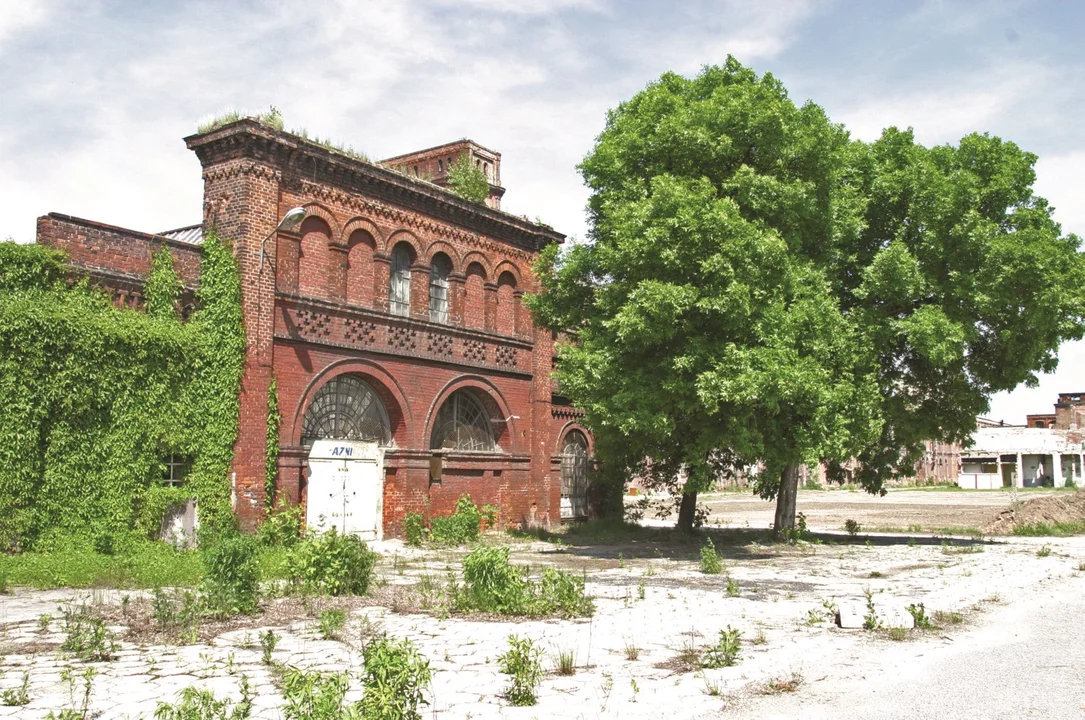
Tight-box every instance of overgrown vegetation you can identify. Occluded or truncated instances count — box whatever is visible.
[701,626,742,668]
[1012,520,1085,537]
[153,678,253,720]
[59,604,118,662]
[0,235,245,551]
[197,106,283,134]
[357,636,433,720]
[446,153,490,204]
[456,545,594,617]
[699,537,722,574]
[202,534,261,616]
[286,528,378,596]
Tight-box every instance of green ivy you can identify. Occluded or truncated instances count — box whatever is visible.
[265,378,280,511]
[0,231,245,550]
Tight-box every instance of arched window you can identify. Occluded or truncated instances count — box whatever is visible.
[430,389,497,452]
[561,430,590,519]
[429,254,451,323]
[302,375,392,446]
[389,244,412,316]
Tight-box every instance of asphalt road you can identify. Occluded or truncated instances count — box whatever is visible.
[722,572,1085,720]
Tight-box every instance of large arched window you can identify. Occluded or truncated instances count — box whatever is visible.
[560,430,590,519]
[430,389,497,452]
[389,244,412,317]
[429,254,451,324]
[302,375,392,446]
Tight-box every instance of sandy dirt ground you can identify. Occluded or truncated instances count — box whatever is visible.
[1,490,1083,719]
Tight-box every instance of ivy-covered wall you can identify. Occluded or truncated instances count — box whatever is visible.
[0,231,245,550]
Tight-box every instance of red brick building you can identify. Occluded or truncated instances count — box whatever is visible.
[36,119,593,536]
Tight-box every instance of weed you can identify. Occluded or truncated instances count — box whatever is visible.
[618,552,625,569]
[555,648,575,675]
[59,604,117,661]
[941,541,983,555]
[153,677,253,719]
[279,667,355,720]
[287,528,377,596]
[751,627,768,645]
[37,613,52,633]
[844,519,861,536]
[498,635,543,706]
[458,546,593,617]
[674,631,702,671]
[47,666,96,720]
[259,629,280,665]
[761,671,803,694]
[630,677,640,702]
[700,538,723,574]
[1012,520,1085,537]
[907,524,922,533]
[702,626,741,668]
[152,587,201,639]
[784,512,810,543]
[317,609,346,640]
[862,588,879,631]
[1078,561,1085,572]
[623,639,641,661]
[933,609,964,626]
[906,603,933,630]
[258,501,304,548]
[887,627,908,641]
[0,672,29,706]
[357,615,384,652]
[637,578,646,600]
[202,534,260,616]
[429,495,483,545]
[1037,544,1052,558]
[726,576,739,597]
[357,636,433,720]
[806,608,824,626]
[868,571,885,578]
[403,512,426,547]
[907,536,917,548]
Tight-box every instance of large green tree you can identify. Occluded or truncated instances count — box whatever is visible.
[528,58,1085,533]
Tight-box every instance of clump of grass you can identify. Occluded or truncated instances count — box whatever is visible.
[1036,544,1052,558]
[868,570,885,578]
[725,577,739,597]
[887,627,908,641]
[933,609,964,626]
[1077,561,1085,572]
[196,106,284,134]
[59,604,117,662]
[153,677,253,720]
[456,545,593,618]
[1012,520,1085,537]
[941,541,984,555]
[700,538,723,575]
[555,648,575,676]
[317,609,346,640]
[623,639,641,661]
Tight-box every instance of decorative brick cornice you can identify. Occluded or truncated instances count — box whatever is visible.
[185,120,564,255]
[202,161,282,183]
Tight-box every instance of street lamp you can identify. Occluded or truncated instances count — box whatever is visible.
[259,206,307,271]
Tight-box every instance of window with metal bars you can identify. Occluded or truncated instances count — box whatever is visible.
[389,245,411,316]
[301,374,393,446]
[162,454,191,486]
[430,389,497,452]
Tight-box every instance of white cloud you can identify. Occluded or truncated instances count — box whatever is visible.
[1034,151,1085,238]
[0,0,55,46]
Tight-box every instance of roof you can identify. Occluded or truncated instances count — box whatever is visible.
[159,224,203,244]
[964,427,1084,456]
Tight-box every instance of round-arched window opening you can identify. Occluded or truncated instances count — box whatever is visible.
[301,375,393,446]
[561,430,590,519]
[430,389,498,452]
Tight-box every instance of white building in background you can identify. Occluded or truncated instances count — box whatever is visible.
[959,426,1085,489]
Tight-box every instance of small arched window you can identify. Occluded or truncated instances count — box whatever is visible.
[429,254,451,323]
[389,244,411,316]
[430,390,497,452]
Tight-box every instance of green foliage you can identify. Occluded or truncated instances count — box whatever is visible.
[266,379,281,510]
[258,501,304,548]
[702,626,742,668]
[145,247,182,320]
[497,635,543,706]
[0,232,245,550]
[1012,520,1085,536]
[458,545,593,617]
[197,105,282,134]
[699,537,722,574]
[317,609,346,639]
[446,153,490,204]
[784,512,810,543]
[154,677,253,720]
[357,636,433,720]
[287,528,378,596]
[907,603,933,630]
[201,534,260,616]
[259,630,279,665]
[279,668,355,720]
[527,57,1085,532]
[59,604,117,661]
[403,512,426,547]
[152,588,202,640]
[844,519,862,536]
[1037,544,1052,557]
[429,495,483,545]
[0,672,29,706]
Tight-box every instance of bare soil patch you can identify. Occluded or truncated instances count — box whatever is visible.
[984,490,1085,534]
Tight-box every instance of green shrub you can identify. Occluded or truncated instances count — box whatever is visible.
[844,519,862,536]
[906,603,933,630]
[151,588,201,641]
[358,636,433,720]
[497,635,543,706]
[700,537,722,574]
[259,501,304,548]
[702,626,742,668]
[202,534,260,616]
[537,567,594,617]
[403,512,426,547]
[279,668,355,720]
[446,154,490,204]
[153,677,252,720]
[429,495,483,545]
[0,672,29,706]
[287,528,378,596]
[460,545,526,613]
[260,629,279,665]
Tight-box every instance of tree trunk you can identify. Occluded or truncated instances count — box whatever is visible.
[773,463,801,535]
[677,489,698,534]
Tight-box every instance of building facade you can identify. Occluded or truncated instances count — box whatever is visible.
[37,119,593,536]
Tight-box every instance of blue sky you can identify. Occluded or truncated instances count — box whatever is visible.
[2,0,1082,423]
